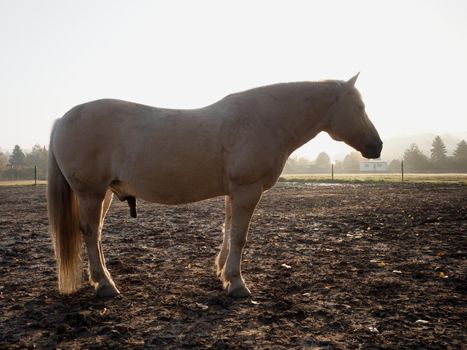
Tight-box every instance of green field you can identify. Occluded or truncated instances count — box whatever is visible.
[1,173,466,187]
[279,173,467,184]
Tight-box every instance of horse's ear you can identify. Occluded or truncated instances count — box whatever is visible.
[346,72,360,88]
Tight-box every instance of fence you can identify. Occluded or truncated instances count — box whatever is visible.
[282,161,467,183]
[0,166,45,184]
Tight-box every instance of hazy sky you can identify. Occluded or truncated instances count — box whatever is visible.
[1,0,466,160]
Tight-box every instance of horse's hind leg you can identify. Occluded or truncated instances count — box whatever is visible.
[98,189,113,270]
[221,183,262,297]
[78,193,119,297]
[215,195,232,277]
[101,189,113,228]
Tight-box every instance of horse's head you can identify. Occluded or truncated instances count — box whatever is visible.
[325,73,383,159]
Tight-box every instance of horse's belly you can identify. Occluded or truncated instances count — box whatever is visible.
[142,179,224,205]
[116,162,226,205]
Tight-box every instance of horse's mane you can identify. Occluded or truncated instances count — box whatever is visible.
[223,80,344,101]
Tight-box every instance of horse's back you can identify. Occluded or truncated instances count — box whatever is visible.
[52,99,228,203]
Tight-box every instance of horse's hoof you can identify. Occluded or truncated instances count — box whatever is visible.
[228,284,251,298]
[96,284,120,297]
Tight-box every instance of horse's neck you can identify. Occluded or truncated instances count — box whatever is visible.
[252,82,340,155]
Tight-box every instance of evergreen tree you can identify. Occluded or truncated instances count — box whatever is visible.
[403,143,429,171]
[453,139,467,172]
[453,140,467,158]
[430,136,447,162]
[9,145,25,168]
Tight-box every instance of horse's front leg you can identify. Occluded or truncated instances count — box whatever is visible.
[221,183,262,297]
[215,195,232,277]
[78,193,120,297]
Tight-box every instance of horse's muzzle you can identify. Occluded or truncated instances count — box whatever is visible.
[362,139,383,159]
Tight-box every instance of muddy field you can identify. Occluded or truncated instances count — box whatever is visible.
[0,183,466,349]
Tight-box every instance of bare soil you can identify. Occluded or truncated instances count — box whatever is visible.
[0,183,466,349]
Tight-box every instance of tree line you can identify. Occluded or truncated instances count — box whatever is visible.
[0,145,48,180]
[400,136,467,172]
[283,136,467,174]
[0,136,466,180]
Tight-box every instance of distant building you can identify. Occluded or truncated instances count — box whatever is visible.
[359,160,388,172]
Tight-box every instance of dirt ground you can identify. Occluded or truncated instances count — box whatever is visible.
[0,183,466,349]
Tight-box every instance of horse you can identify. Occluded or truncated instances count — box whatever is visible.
[47,73,382,298]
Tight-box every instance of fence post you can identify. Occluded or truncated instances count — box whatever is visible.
[331,163,334,181]
[401,160,404,182]
[34,166,37,186]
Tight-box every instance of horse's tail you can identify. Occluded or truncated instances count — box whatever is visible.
[47,120,82,294]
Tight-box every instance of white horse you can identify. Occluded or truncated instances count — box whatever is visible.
[48,73,382,298]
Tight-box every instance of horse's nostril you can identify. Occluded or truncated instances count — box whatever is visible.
[371,140,383,151]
